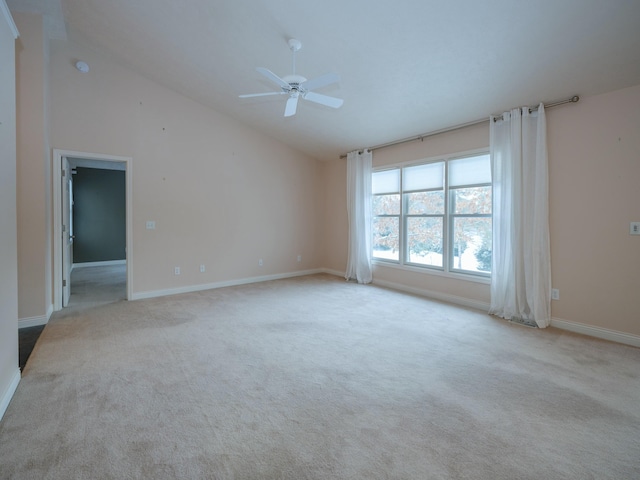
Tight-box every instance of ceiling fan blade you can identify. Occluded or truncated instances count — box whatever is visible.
[256,67,291,91]
[284,94,299,117]
[239,91,286,98]
[300,72,340,92]
[303,91,344,109]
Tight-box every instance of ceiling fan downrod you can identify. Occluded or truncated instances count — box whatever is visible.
[288,38,302,76]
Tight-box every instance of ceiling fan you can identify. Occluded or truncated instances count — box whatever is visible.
[239,39,343,117]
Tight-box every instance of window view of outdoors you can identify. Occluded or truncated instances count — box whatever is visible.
[404,162,445,266]
[372,170,400,261]
[449,155,492,274]
[451,186,492,272]
[371,153,492,276]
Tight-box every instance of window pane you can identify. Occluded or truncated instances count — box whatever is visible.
[372,169,400,194]
[452,217,492,273]
[451,186,492,214]
[406,191,444,214]
[403,162,444,191]
[372,194,400,215]
[373,217,399,261]
[406,217,443,266]
[449,154,491,187]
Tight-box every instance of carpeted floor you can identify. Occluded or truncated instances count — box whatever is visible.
[19,264,126,370]
[1,273,639,479]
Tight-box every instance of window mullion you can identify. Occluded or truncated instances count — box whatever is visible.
[400,171,405,265]
[444,160,451,273]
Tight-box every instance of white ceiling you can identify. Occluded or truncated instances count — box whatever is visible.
[9,0,640,160]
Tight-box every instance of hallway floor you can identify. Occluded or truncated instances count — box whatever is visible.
[19,263,126,371]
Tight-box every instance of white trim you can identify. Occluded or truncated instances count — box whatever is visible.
[305,268,640,348]
[0,1,19,39]
[53,149,133,311]
[19,315,48,329]
[0,368,21,421]
[371,277,491,312]
[131,269,323,301]
[18,304,53,328]
[551,317,640,348]
[73,260,126,268]
[319,268,345,278]
[372,260,491,285]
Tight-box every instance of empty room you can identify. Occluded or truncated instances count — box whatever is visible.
[1,1,639,478]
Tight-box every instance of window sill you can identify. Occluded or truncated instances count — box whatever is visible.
[372,259,491,285]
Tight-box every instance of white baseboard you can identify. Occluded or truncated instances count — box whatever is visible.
[0,368,21,422]
[319,268,345,278]
[370,278,639,347]
[317,268,490,310]
[73,260,126,268]
[19,304,53,329]
[131,269,324,301]
[551,317,640,348]
[51,263,640,349]
[371,277,491,312]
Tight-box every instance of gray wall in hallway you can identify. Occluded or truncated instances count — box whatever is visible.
[73,167,126,263]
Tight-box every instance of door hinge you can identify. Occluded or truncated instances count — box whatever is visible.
[62,169,66,177]
[62,224,66,233]
[63,279,67,287]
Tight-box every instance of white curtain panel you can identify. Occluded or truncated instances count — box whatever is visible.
[489,105,551,327]
[345,149,373,284]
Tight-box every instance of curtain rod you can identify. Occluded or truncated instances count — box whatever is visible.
[339,95,580,159]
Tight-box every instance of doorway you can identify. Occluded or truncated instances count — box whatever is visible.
[52,150,133,311]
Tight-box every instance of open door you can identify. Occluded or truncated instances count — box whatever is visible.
[61,157,73,307]
[53,149,133,311]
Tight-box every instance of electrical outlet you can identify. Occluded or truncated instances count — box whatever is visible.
[200,264,205,273]
[551,288,559,300]
[630,222,640,235]
[258,259,263,267]
[174,267,180,275]
[146,220,156,230]
[297,255,302,262]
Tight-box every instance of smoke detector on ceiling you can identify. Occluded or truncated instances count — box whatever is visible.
[75,61,90,73]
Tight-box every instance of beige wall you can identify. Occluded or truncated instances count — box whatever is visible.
[547,85,640,337]
[14,12,48,321]
[321,85,640,339]
[0,3,19,417]
[48,37,321,297]
[11,10,640,343]
[319,156,348,273]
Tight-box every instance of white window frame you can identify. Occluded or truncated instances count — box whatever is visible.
[372,148,491,284]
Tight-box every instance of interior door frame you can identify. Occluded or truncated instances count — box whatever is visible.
[52,149,133,311]
[62,155,71,307]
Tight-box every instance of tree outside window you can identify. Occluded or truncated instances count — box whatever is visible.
[371,152,492,277]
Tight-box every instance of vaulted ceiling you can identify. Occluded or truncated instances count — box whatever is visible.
[9,0,640,160]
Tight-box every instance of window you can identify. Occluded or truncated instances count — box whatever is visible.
[372,152,492,277]
[372,169,400,261]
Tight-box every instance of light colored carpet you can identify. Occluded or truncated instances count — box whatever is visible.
[1,273,639,479]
